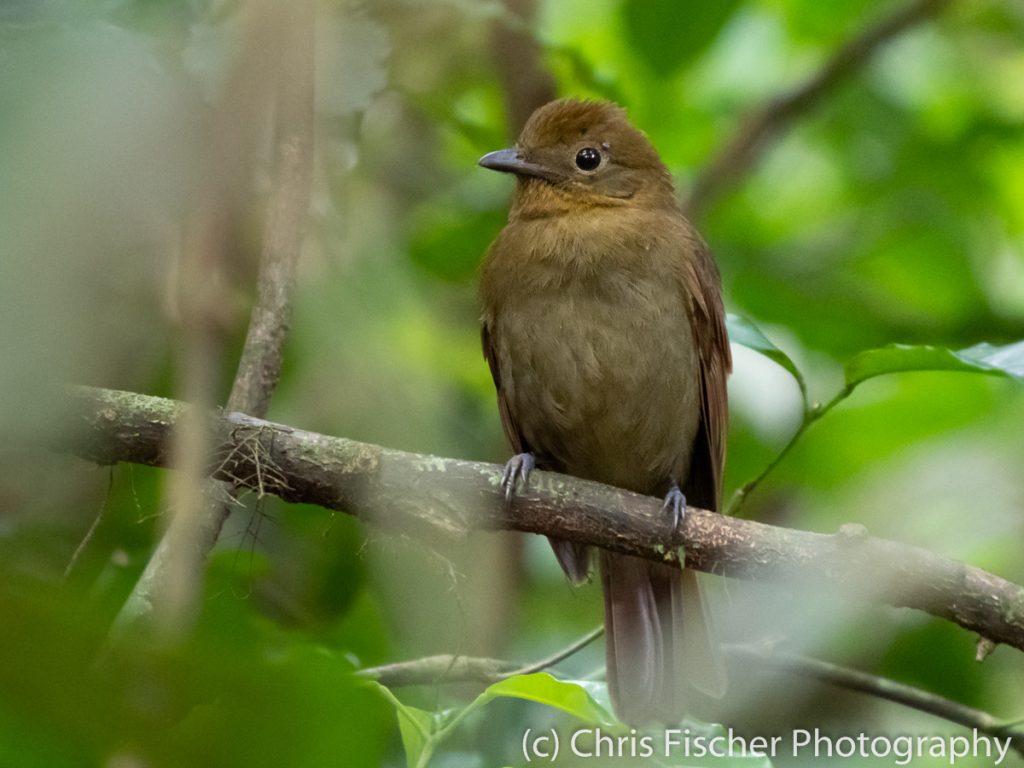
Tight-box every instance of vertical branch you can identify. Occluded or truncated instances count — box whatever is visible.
[109,0,315,642]
[684,0,952,217]
[491,0,557,138]
[226,0,316,417]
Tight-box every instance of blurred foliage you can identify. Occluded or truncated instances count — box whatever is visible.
[1,0,1023,766]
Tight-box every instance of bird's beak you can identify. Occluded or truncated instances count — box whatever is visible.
[478,148,556,182]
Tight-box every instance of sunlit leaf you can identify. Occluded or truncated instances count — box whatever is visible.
[844,340,1024,389]
[727,313,807,401]
[479,673,620,728]
[959,341,1024,378]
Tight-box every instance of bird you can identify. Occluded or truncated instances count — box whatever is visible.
[477,98,730,724]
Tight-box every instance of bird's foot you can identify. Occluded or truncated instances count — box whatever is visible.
[662,483,687,530]
[500,452,536,503]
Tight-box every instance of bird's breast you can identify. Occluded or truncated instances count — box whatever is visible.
[489,249,701,495]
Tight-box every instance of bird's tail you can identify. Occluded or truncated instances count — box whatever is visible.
[600,551,725,724]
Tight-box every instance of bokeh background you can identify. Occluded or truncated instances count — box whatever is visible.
[1,0,1023,766]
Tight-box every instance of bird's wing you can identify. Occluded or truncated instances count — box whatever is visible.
[680,238,732,513]
[481,321,526,455]
[482,320,591,582]
[673,236,731,700]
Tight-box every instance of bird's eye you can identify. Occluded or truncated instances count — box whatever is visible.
[575,147,602,172]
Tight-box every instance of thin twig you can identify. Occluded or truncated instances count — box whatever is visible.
[499,625,604,678]
[63,468,115,582]
[359,627,602,686]
[727,387,849,517]
[728,644,1024,758]
[685,0,952,216]
[360,655,516,687]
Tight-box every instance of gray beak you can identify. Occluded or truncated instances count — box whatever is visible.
[478,148,556,181]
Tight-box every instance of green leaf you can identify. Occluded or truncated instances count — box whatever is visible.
[621,0,741,77]
[479,673,620,728]
[570,679,614,714]
[394,704,435,768]
[727,313,807,401]
[844,340,1024,390]
[369,682,435,768]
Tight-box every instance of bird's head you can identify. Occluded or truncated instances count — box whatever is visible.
[479,99,676,212]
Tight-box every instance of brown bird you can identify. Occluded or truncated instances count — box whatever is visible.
[478,99,730,724]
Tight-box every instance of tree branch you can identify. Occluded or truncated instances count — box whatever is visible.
[61,386,1024,653]
[501,625,604,679]
[226,1,315,418]
[359,642,1024,758]
[491,0,558,138]
[727,645,1024,757]
[684,0,952,216]
[110,1,315,640]
[361,654,516,687]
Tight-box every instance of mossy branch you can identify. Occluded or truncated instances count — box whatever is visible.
[61,385,1024,654]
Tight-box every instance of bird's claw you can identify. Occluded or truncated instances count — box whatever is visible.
[501,452,536,503]
[662,484,687,530]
